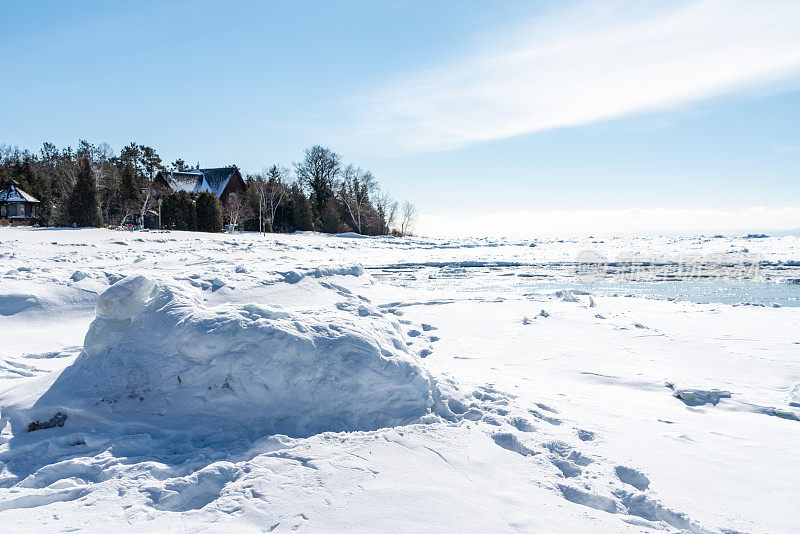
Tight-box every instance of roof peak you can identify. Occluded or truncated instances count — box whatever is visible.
[0,180,39,203]
[165,166,237,174]
[200,166,237,171]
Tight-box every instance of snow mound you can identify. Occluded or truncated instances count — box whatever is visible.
[282,264,364,284]
[18,275,434,439]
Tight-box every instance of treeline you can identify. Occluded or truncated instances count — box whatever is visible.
[0,141,172,228]
[0,141,417,235]
[237,146,416,235]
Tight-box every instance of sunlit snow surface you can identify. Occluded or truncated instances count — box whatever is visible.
[0,228,798,533]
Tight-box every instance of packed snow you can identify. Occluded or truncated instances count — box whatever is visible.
[1,227,799,533]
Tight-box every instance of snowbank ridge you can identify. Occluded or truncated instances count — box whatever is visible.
[21,275,434,439]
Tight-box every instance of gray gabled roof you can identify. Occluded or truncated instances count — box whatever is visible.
[0,180,40,203]
[200,167,238,197]
[157,167,238,198]
[160,170,205,194]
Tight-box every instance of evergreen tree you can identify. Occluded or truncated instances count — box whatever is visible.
[241,178,262,232]
[35,175,53,226]
[161,191,196,230]
[117,161,140,205]
[321,197,345,233]
[97,166,119,223]
[139,146,163,180]
[12,157,36,192]
[195,192,223,232]
[290,183,313,231]
[37,142,67,215]
[65,158,103,227]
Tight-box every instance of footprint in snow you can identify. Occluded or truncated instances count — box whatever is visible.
[508,416,536,432]
[491,432,538,456]
[615,465,650,491]
[528,408,562,426]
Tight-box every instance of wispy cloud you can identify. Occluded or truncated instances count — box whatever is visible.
[357,0,800,153]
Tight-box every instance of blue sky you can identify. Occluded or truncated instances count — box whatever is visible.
[1,1,799,235]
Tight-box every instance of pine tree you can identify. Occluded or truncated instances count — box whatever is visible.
[321,197,345,233]
[290,183,313,231]
[161,191,196,230]
[66,158,103,227]
[195,192,222,232]
[117,161,140,205]
[241,178,262,232]
[35,175,54,226]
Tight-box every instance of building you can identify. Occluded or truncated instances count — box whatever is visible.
[153,167,246,204]
[0,179,40,225]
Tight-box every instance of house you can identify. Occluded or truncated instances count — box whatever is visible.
[153,166,246,204]
[0,179,40,225]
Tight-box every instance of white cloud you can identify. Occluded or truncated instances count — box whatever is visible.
[358,0,800,153]
[418,206,800,238]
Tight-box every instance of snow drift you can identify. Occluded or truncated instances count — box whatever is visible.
[14,275,434,439]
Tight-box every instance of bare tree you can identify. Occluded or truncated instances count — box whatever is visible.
[399,201,417,236]
[119,199,140,227]
[261,166,288,233]
[373,189,398,235]
[93,142,117,223]
[223,192,244,232]
[138,181,156,227]
[137,146,163,227]
[248,167,288,234]
[249,174,266,233]
[339,164,376,234]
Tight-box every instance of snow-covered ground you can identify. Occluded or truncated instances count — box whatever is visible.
[1,227,798,533]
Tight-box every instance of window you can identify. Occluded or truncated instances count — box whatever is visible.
[0,204,6,217]
[9,203,24,217]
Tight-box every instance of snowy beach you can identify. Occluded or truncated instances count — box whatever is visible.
[1,227,798,533]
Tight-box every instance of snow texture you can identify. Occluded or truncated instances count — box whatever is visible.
[0,228,799,533]
[12,275,433,439]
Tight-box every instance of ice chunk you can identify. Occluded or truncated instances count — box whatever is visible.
[95,275,157,320]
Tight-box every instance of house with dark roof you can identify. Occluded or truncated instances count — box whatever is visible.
[0,179,40,224]
[153,166,246,204]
